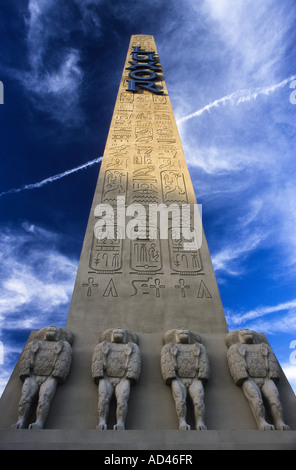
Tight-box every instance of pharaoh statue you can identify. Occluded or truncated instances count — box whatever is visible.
[91,328,141,430]
[12,325,73,429]
[160,328,210,430]
[226,329,289,430]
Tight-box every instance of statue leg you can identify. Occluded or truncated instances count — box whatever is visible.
[188,379,207,430]
[97,378,113,430]
[29,377,58,429]
[171,377,190,430]
[262,379,290,430]
[242,378,274,430]
[114,379,131,430]
[12,375,39,429]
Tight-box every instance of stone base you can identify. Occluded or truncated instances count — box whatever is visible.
[0,429,295,450]
[1,331,296,441]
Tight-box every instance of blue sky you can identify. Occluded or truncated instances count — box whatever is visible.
[0,0,296,395]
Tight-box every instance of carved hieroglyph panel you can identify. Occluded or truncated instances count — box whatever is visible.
[102,170,128,202]
[168,228,203,275]
[130,229,162,273]
[161,171,188,204]
[89,228,123,273]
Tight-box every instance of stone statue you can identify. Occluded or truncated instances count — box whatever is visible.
[12,325,73,429]
[91,328,141,430]
[226,329,289,430]
[160,328,210,430]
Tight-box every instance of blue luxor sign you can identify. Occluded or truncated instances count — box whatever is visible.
[126,46,164,95]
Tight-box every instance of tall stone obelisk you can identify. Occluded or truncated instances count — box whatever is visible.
[0,35,295,449]
[66,34,228,338]
[61,34,230,430]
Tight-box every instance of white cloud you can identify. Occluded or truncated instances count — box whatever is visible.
[0,223,78,395]
[24,49,83,96]
[13,0,84,124]
[0,224,77,332]
[226,300,296,333]
[212,232,264,276]
[201,0,292,83]
[183,144,266,176]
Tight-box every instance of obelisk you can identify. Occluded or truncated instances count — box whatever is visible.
[67,34,228,334]
[61,34,230,430]
[1,35,295,449]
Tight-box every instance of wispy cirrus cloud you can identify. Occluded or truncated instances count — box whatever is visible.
[200,0,293,83]
[212,232,265,277]
[226,300,296,338]
[7,0,85,125]
[0,223,78,395]
[0,223,77,328]
[227,299,296,327]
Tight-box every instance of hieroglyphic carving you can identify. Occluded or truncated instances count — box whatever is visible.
[134,94,153,111]
[168,228,203,275]
[102,169,128,202]
[118,92,134,112]
[111,131,132,145]
[132,181,158,204]
[83,277,99,296]
[130,277,165,298]
[132,159,159,203]
[149,278,165,297]
[159,156,181,170]
[152,95,167,105]
[106,157,128,169]
[90,229,123,273]
[106,145,130,159]
[130,277,153,296]
[135,121,153,144]
[130,231,161,273]
[175,279,190,297]
[161,171,188,204]
[103,278,118,297]
[133,146,153,165]
[196,280,211,298]
[111,112,133,146]
[155,113,172,126]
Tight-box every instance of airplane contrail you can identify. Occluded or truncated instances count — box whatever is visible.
[176,75,296,124]
[0,156,103,198]
[1,75,294,198]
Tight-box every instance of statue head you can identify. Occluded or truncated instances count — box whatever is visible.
[163,328,202,345]
[176,328,190,344]
[238,329,254,344]
[35,326,74,345]
[111,328,126,344]
[225,329,268,349]
[100,328,139,345]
